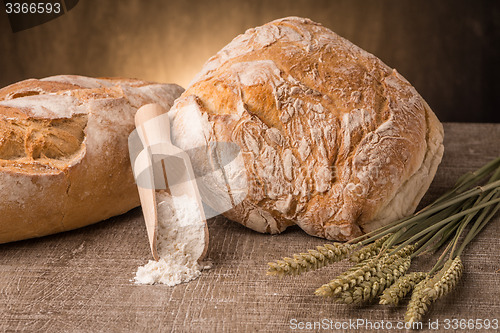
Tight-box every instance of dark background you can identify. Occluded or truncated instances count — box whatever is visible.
[1,0,499,123]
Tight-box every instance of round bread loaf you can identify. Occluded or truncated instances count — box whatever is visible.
[0,75,183,243]
[168,17,444,241]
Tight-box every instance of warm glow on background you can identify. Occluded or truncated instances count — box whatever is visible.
[0,0,498,122]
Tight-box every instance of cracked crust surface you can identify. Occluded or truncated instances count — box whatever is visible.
[0,75,184,243]
[169,17,444,240]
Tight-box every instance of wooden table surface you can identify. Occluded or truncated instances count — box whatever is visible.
[1,123,499,332]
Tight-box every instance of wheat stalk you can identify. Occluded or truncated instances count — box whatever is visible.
[404,278,432,324]
[267,243,355,276]
[379,272,428,305]
[344,255,412,304]
[315,245,414,302]
[405,257,463,323]
[266,157,500,324]
[350,234,392,263]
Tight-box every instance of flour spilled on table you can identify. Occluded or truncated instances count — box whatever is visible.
[134,192,211,286]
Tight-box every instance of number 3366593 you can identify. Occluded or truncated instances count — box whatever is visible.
[5,2,61,14]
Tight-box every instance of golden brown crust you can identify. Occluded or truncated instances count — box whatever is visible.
[170,17,444,240]
[0,75,184,243]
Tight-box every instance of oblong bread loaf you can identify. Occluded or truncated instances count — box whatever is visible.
[0,75,183,243]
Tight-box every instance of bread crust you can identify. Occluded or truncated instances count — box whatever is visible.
[0,75,183,243]
[169,17,444,240]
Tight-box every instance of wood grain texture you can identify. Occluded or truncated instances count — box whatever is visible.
[1,123,499,332]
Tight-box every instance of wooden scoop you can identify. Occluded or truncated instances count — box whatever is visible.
[134,104,209,261]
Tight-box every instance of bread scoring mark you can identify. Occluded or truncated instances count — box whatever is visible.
[0,114,88,173]
[11,91,41,99]
[0,79,80,101]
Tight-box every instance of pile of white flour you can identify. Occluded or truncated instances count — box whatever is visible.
[134,192,209,286]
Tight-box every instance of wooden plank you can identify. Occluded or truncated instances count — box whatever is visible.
[1,123,499,332]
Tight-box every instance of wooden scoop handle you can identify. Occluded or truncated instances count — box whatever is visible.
[135,103,170,261]
[135,103,171,147]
